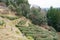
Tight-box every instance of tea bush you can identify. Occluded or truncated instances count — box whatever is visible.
[16,21,58,40]
[0,15,18,20]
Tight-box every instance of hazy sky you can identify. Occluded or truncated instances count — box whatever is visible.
[28,0,60,8]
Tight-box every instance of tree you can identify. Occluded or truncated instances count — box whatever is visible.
[28,6,47,25]
[0,0,30,17]
[47,6,60,31]
[9,0,30,17]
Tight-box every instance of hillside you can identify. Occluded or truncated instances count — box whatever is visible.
[0,6,58,40]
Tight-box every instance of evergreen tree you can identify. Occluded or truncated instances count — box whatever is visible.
[47,7,60,31]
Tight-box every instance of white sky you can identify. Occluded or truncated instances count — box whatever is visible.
[28,0,60,8]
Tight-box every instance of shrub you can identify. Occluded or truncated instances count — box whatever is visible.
[0,0,30,17]
[16,20,26,27]
[0,20,4,25]
[6,16,18,20]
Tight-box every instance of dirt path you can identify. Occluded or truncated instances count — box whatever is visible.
[57,32,60,40]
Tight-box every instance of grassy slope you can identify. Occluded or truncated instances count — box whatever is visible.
[0,7,29,40]
[16,17,58,40]
[0,6,58,40]
[0,17,29,40]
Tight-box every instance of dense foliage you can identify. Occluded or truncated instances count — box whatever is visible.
[28,6,47,25]
[0,0,30,17]
[47,7,60,31]
[8,0,30,17]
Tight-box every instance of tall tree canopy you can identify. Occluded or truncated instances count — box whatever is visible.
[47,7,60,31]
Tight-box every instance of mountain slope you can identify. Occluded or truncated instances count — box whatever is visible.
[0,17,29,40]
[0,5,58,40]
